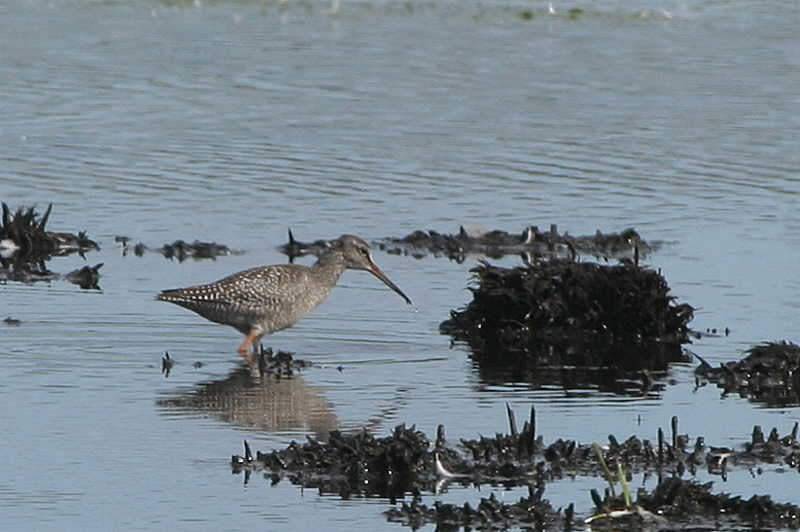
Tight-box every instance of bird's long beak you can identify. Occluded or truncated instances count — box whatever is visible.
[366,260,412,305]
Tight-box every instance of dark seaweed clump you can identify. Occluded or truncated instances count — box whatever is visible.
[116,237,235,261]
[253,346,311,378]
[0,202,101,287]
[636,477,800,529]
[159,240,233,261]
[695,340,800,407]
[390,477,800,531]
[63,263,103,289]
[233,406,800,490]
[375,225,657,263]
[441,259,693,355]
[277,229,332,262]
[277,226,658,264]
[233,424,430,499]
[233,409,800,529]
[0,202,97,259]
[386,487,568,530]
[158,347,309,379]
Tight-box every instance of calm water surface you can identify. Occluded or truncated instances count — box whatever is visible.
[1,0,799,530]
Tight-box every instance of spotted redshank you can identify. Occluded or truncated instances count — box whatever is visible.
[157,234,411,359]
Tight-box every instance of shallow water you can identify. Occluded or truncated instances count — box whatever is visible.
[2,0,799,529]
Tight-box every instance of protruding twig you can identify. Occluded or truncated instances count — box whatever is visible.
[38,203,53,231]
[285,228,298,262]
[161,352,173,376]
[436,424,446,450]
[564,502,574,524]
[671,416,678,449]
[752,425,764,445]
[590,488,604,512]
[506,403,518,436]
[244,440,253,461]
[258,348,266,377]
[769,427,779,442]
[1,203,10,228]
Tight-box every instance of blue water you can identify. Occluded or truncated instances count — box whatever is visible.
[1,0,799,530]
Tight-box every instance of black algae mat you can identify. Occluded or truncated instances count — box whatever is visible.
[440,259,694,359]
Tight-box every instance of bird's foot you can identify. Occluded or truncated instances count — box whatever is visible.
[237,346,255,363]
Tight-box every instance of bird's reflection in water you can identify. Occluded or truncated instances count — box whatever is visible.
[156,363,338,441]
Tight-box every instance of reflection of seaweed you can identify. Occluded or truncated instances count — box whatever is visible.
[471,338,689,397]
[695,341,800,407]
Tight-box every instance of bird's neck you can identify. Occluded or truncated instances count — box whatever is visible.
[311,251,347,283]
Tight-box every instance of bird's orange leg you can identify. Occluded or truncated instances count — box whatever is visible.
[237,331,262,362]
